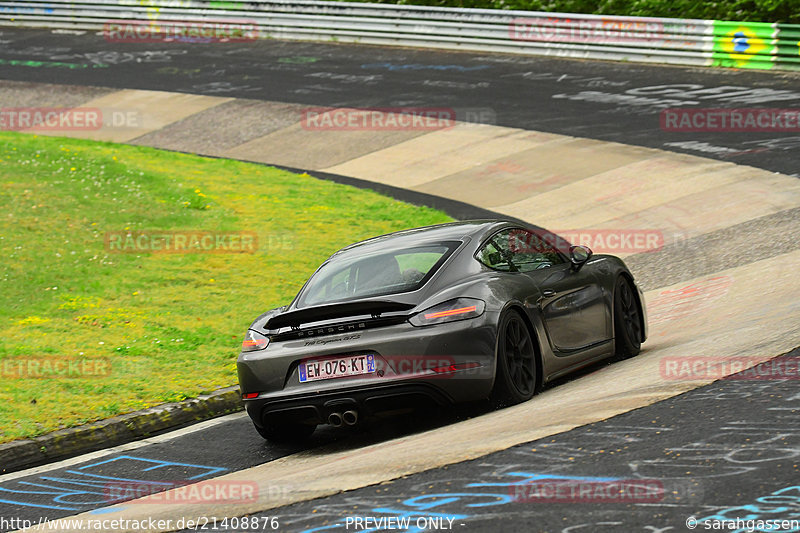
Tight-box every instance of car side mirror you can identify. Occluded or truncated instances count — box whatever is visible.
[569,245,592,270]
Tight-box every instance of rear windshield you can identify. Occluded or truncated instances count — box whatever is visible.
[297,241,459,307]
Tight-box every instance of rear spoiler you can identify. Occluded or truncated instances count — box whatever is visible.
[266,300,416,329]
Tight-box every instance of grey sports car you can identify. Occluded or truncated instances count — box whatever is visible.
[237,220,647,442]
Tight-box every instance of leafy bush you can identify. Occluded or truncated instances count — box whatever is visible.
[343,0,800,23]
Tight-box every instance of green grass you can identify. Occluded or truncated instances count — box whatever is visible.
[0,131,452,443]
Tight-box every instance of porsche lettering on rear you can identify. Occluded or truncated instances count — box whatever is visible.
[297,322,367,337]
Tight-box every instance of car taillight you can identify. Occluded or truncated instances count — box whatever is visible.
[409,298,485,326]
[241,330,269,352]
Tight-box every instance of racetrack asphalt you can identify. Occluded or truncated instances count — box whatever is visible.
[1,27,799,533]
[0,28,798,176]
[220,347,800,533]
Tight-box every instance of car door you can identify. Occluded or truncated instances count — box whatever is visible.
[489,228,610,354]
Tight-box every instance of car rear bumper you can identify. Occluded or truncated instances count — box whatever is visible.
[238,315,498,427]
[246,381,456,428]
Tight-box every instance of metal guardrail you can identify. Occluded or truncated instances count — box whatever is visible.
[0,0,798,70]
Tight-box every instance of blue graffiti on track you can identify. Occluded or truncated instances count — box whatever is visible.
[297,472,625,532]
[0,455,226,511]
[697,485,800,533]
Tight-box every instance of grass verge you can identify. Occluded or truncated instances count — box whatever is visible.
[0,131,452,443]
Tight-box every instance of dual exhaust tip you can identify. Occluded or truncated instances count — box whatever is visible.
[328,410,358,427]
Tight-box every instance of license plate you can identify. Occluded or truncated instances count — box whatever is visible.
[299,354,375,383]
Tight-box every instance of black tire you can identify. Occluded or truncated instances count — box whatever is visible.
[492,309,538,406]
[254,422,316,443]
[614,276,642,357]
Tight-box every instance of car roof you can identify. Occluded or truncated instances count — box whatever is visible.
[332,219,515,257]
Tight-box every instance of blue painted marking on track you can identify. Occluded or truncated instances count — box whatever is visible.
[62,470,174,485]
[297,472,627,533]
[0,455,227,511]
[0,496,80,511]
[402,493,513,509]
[73,455,227,479]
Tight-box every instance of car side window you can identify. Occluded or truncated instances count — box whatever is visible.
[477,229,564,273]
[476,237,515,272]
